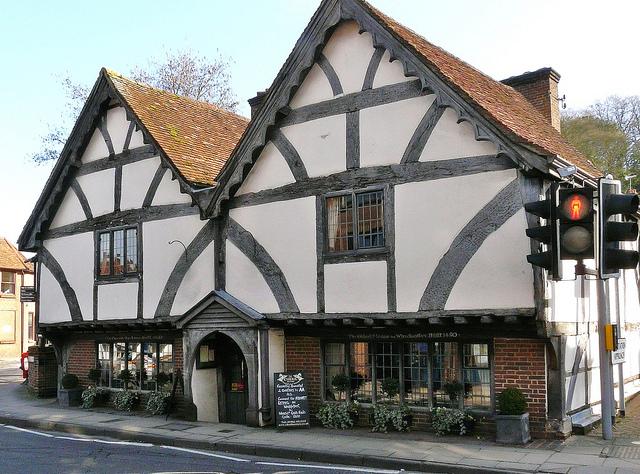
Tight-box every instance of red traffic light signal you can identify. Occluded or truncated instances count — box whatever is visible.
[557,188,594,260]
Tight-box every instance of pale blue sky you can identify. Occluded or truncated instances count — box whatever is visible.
[1,0,638,243]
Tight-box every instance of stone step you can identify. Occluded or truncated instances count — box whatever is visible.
[571,407,601,435]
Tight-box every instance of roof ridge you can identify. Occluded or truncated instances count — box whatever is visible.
[102,68,249,123]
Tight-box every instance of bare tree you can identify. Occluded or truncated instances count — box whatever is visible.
[31,49,237,164]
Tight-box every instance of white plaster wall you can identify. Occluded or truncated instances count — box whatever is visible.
[39,265,70,323]
[192,360,219,422]
[49,189,85,229]
[44,234,94,321]
[106,107,129,154]
[446,209,534,310]
[151,170,192,206]
[82,128,110,163]
[128,125,145,149]
[360,95,435,167]
[259,328,285,426]
[395,169,518,312]
[172,241,215,316]
[281,115,346,178]
[565,373,586,411]
[373,50,414,88]
[230,198,316,313]
[236,142,295,195]
[322,21,374,95]
[76,169,114,217]
[225,241,279,314]
[120,156,161,211]
[143,215,207,318]
[324,261,388,313]
[98,282,138,319]
[289,64,334,109]
[420,108,498,161]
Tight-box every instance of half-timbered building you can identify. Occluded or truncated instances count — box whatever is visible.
[19,0,640,438]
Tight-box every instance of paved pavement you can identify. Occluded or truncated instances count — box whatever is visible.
[2,382,640,473]
[0,359,22,385]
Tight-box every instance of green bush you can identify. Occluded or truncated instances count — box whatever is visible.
[81,386,109,409]
[146,391,171,415]
[370,404,411,433]
[444,380,463,401]
[497,387,528,415]
[380,378,400,399]
[156,372,172,391]
[118,369,133,389]
[430,407,474,436]
[331,373,350,396]
[113,390,140,411]
[316,402,359,429]
[61,374,79,389]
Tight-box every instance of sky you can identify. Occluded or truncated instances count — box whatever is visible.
[1,0,639,245]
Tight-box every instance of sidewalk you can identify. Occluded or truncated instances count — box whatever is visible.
[1,384,640,474]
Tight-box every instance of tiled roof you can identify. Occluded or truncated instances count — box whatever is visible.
[105,70,249,186]
[359,0,601,177]
[0,238,32,272]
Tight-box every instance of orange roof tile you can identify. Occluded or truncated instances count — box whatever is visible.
[0,238,32,272]
[105,70,249,186]
[359,0,601,177]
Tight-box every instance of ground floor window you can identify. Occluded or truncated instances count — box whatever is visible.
[96,341,174,391]
[322,340,491,410]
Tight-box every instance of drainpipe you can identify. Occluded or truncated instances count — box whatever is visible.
[258,328,272,423]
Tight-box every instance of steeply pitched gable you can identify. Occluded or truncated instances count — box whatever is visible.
[0,238,32,272]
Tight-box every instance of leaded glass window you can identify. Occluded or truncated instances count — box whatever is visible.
[326,189,384,254]
[324,343,346,401]
[403,342,429,406]
[96,227,139,278]
[350,342,373,403]
[462,343,491,409]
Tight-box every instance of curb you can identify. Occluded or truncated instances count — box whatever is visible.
[0,414,531,474]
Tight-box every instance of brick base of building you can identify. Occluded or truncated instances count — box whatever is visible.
[284,334,553,438]
[27,345,58,398]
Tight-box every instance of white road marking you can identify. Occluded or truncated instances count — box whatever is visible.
[256,461,400,473]
[4,425,55,437]
[93,439,154,447]
[160,445,250,462]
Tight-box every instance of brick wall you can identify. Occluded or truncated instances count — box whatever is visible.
[27,345,57,397]
[66,339,96,388]
[494,338,547,437]
[510,77,560,131]
[284,336,321,416]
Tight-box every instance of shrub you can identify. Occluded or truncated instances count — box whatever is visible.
[443,380,463,401]
[118,369,132,389]
[113,390,140,411]
[61,374,79,390]
[380,378,400,399]
[146,391,171,415]
[370,404,411,433]
[316,402,359,429]
[497,387,528,415]
[430,407,474,436]
[81,386,109,409]
[156,372,172,391]
[87,369,102,385]
[331,373,350,397]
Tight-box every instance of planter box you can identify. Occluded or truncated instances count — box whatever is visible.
[495,412,530,444]
[58,388,83,407]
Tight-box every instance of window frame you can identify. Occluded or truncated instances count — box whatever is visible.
[323,186,388,259]
[95,225,141,281]
[321,339,494,414]
[0,271,16,297]
[95,341,174,391]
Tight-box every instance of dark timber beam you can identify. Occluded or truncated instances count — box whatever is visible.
[454,316,468,325]
[362,47,385,91]
[39,247,83,322]
[277,79,425,127]
[229,155,515,210]
[420,178,523,311]
[266,308,536,320]
[316,53,343,96]
[142,164,167,208]
[428,317,444,325]
[76,145,157,176]
[122,121,135,152]
[70,179,93,220]
[271,129,309,180]
[98,115,115,157]
[401,99,446,163]
[44,203,199,240]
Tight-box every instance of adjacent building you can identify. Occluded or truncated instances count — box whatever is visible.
[18,0,640,438]
[0,237,35,359]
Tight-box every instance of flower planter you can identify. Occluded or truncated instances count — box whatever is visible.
[495,412,530,444]
[58,388,83,407]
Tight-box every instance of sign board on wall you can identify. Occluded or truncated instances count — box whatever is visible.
[274,371,309,428]
[20,286,36,303]
[612,338,626,365]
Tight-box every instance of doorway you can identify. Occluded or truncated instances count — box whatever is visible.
[213,333,248,424]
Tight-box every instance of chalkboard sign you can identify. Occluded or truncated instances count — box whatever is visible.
[274,371,309,428]
[20,286,36,303]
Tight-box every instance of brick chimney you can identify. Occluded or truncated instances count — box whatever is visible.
[248,90,268,119]
[501,67,561,132]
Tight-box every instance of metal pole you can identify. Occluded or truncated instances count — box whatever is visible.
[615,277,626,417]
[597,278,614,440]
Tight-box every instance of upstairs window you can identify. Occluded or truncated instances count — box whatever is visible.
[326,189,385,253]
[97,227,138,278]
[1,272,15,296]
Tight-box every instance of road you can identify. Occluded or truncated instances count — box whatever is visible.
[0,359,23,385]
[0,424,408,474]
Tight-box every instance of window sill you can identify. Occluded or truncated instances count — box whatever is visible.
[324,248,389,264]
[95,275,141,285]
[0,294,16,299]
[321,400,492,415]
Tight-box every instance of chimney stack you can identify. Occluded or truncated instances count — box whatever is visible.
[501,67,561,132]
[248,90,268,119]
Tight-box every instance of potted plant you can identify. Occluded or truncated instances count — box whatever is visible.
[58,373,82,407]
[444,380,463,403]
[87,368,102,386]
[119,369,132,390]
[331,373,350,400]
[495,387,530,444]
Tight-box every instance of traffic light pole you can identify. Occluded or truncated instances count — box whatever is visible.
[614,279,626,417]
[597,277,614,440]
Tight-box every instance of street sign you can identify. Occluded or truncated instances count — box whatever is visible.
[612,338,626,365]
[20,286,36,302]
[274,371,309,428]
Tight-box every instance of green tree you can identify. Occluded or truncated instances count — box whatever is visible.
[32,49,236,164]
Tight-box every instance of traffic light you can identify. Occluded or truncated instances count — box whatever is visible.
[524,183,561,280]
[598,178,639,278]
[557,188,595,261]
